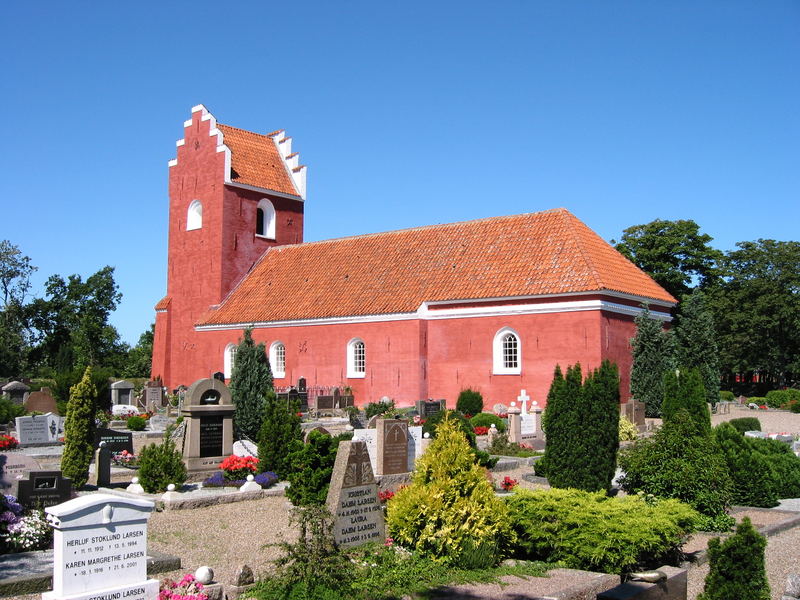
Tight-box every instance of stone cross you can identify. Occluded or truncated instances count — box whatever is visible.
[517,390,530,415]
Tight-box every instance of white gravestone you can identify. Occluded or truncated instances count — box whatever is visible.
[232,440,258,457]
[16,413,60,446]
[43,493,158,600]
[518,390,536,437]
[407,426,423,470]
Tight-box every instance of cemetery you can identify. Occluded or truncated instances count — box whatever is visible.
[3,361,800,600]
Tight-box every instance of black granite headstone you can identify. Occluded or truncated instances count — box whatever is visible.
[93,427,134,454]
[16,470,72,509]
[199,415,224,457]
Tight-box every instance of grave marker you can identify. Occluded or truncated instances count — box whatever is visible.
[2,380,29,405]
[94,428,134,454]
[415,399,446,419]
[15,413,61,446]
[181,378,235,471]
[43,494,159,600]
[518,390,536,437]
[0,452,42,496]
[25,387,58,415]
[377,419,409,475]
[326,440,385,548]
[17,470,72,509]
[110,380,135,406]
[351,429,377,474]
[144,381,163,412]
[232,440,258,457]
[89,442,111,488]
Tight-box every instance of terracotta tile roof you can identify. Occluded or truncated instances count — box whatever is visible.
[217,124,299,197]
[198,209,675,326]
[154,296,171,311]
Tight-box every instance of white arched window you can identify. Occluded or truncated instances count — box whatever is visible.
[187,200,203,231]
[347,338,366,378]
[223,343,237,379]
[256,198,276,238]
[493,327,521,375]
[270,341,286,378]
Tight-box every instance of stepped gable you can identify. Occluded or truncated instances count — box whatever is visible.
[217,123,304,198]
[197,208,675,326]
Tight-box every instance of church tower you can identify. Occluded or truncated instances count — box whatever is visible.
[152,105,306,387]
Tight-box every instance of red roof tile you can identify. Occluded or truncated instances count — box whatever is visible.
[154,296,171,311]
[198,209,675,326]
[217,124,299,197]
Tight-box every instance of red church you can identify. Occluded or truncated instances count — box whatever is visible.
[152,105,675,408]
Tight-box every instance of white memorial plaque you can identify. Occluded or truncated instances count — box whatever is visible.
[16,414,57,445]
[518,390,536,437]
[407,426,423,470]
[43,493,158,600]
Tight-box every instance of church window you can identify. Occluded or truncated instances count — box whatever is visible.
[347,338,366,378]
[256,198,276,238]
[493,327,521,375]
[224,343,237,379]
[187,200,203,231]
[270,341,286,378]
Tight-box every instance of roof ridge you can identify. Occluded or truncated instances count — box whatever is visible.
[272,208,571,251]
[218,122,282,139]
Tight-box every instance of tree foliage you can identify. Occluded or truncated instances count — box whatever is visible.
[229,328,273,440]
[698,517,769,600]
[540,362,620,493]
[612,219,722,299]
[714,423,778,508]
[661,367,711,434]
[258,391,302,479]
[0,240,36,377]
[123,324,154,378]
[61,367,97,488]
[674,290,720,405]
[708,239,800,389]
[630,306,675,417]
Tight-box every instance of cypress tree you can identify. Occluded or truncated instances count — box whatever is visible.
[229,328,273,440]
[587,360,620,492]
[257,391,302,479]
[542,364,584,490]
[698,517,770,600]
[674,290,721,407]
[663,367,711,434]
[630,305,676,417]
[61,366,96,488]
[661,369,681,422]
[715,423,778,508]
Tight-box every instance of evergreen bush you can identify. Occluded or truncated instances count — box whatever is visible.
[386,416,515,565]
[137,438,187,493]
[285,431,350,506]
[630,305,676,417]
[714,423,778,508]
[618,415,638,441]
[60,366,97,488]
[229,328,273,440]
[541,361,620,493]
[698,517,769,600]
[674,290,721,407]
[661,367,711,434]
[258,391,302,480]
[365,400,394,420]
[748,437,800,498]
[728,417,761,434]
[618,410,734,530]
[719,390,735,403]
[765,388,800,408]
[455,388,483,416]
[126,415,146,431]
[0,395,25,425]
[507,488,699,575]
[470,412,506,433]
[421,409,475,446]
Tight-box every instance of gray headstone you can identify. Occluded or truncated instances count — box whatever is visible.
[0,452,42,496]
[325,440,385,548]
[745,430,767,439]
[15,413,60,446]
[492,403,508,415]
[148,415,169,432]
[232,440,258,457]
[352,429,377,474]
[90,443,112,488]
[304,426,331,443]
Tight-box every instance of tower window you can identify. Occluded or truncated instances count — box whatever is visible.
[256,198,276,238]
[224,343,237,379]
[187,200,203,231]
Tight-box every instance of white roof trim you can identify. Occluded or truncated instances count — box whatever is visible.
[195,297,671,331]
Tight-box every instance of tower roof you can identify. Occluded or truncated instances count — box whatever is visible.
[197,208,675,326]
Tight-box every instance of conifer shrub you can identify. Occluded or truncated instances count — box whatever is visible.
[766,388,800,409]
[470,412,506,433]
[698,517,769,600]
[618,410,734,531]
[748,437,800,498]
[386,416,515,565]
[258,391,302,479]
[0,395,25,425]
[661,367,711,434]
[507,488,699,575]
[714,423,778,508]
[365,399,395,420]
[422,409,475,445]
[719,390,735,403]
[455,388,483,417]
[541,361,620,493]
[630,305,676,417]
[285,431,352,506]
[137,438,187,493]
[61,367,97,488]
[728,417,761,434]
[229,328,273,440]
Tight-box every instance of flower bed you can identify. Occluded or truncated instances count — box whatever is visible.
[201,471,278,489]
[1,494,52,553]
[0,434,18,450]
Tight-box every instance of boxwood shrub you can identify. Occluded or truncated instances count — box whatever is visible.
[126,415,147,431]
[506,488,699,575]
[470,412,506,433]
[719,390,736,403]
[727,417,761,434]
[748,437,800,498]
[765,389,800,409]
[455,388,483,417]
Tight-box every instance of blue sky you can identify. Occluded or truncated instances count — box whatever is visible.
[1,2,798,346]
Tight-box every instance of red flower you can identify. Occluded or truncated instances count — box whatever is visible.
[473,426,489,435]
[501,476,518,492]
[0,435,18,450]
[378,489,395,503]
